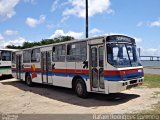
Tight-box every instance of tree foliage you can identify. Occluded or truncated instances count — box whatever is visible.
[6,36,74,49]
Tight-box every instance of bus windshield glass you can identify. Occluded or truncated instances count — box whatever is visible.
[107,43,142,68]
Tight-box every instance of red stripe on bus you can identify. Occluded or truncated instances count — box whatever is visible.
[120,68,143,75]
[104,70,121,75]
[52,69,89,74]
[12,68,142,76]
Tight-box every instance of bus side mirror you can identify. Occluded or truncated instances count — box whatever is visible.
[83,61,88,69]
[52,63,55,69]
[22,64,24,68]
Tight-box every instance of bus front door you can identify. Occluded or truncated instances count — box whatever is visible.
[16,55,22,79]
[41,51,52,84]
[90,45,105,92]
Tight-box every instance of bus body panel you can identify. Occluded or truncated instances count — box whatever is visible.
[11,35,144,95]
[0,61,12,76]
[0,49,18,76]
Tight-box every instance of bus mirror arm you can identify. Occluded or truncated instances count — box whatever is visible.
[22,64,24,68]
[52,63,55,69]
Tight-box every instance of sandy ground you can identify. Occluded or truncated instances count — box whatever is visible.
[0,78,160,114]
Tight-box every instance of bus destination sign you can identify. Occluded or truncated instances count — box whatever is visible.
[107,35,135,43]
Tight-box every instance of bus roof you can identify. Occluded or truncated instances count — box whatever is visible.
[16,35,106,51]
[14,34,135,51]
[0,48,19,52]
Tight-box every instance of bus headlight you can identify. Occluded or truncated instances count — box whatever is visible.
[138,69,143,72]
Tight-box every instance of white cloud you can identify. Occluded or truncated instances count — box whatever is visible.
[0,0,20,21]
[4,30,18,36]
[0,34,5,48]
[51,0,59,12]
[0,34,4,40]
[39,15,46,23]
[49,30,83,39]
[0,41,5,48]
[61,16,69,23]
[89,28,102,35]
[137,18,160,28]
[46,24,55,29]
[150,19,160,27]
[25,17,38,27]
[0,32,27,48]
[0,37,27,48]
[140,47,160,56]
[23,0,36,4]
[25,15,46,27]
[6,37,27,46]
[134,37,142,43]
[63,0,112,18]
[137,22,143,27]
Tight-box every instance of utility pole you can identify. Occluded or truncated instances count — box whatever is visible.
[138,48,141,57]
[86,0,88,38]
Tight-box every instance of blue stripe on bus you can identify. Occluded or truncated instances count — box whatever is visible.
[126,72,143,78]
[104,75,121,81]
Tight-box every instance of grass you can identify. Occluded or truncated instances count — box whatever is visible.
[142,74,160,88]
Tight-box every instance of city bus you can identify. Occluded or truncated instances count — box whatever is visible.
[11,35,144,98]
[0,49,17,77]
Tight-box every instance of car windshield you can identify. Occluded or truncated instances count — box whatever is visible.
[107,43,142,68]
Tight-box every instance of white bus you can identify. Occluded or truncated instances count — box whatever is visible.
[12,35,144,98]
[0,49,17,77]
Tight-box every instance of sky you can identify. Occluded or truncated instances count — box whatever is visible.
[0,0,160,56]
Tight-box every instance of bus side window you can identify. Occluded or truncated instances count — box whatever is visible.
[12,52,16,63]
[67,42,87,62]
[67,45,71,55]
[31,48,40,62]
[23,50,31,63]
[52,46,55,61]
[53,45,66,62]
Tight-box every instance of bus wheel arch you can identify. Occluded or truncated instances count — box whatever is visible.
[25,72,33,87]
[72,76,88,98]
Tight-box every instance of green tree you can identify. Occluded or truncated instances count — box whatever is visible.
[6,36,74,49]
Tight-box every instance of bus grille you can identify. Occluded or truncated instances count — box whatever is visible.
[130,80,137,84]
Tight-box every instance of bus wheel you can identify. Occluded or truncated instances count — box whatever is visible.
[75,78,88,98]
[26,74,33,87]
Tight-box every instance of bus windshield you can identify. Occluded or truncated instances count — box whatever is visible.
[107,43,142,68]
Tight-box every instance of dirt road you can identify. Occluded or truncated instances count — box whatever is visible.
[144,68,160,74]
[0,78,160,114]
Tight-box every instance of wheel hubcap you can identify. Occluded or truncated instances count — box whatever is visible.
[76,83,83,95]
[27,76,30,85]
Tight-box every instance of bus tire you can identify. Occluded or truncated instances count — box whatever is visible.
[25,74,33,87]
[75,78,88,98]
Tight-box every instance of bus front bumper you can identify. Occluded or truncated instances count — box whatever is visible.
[107,77,144,93]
